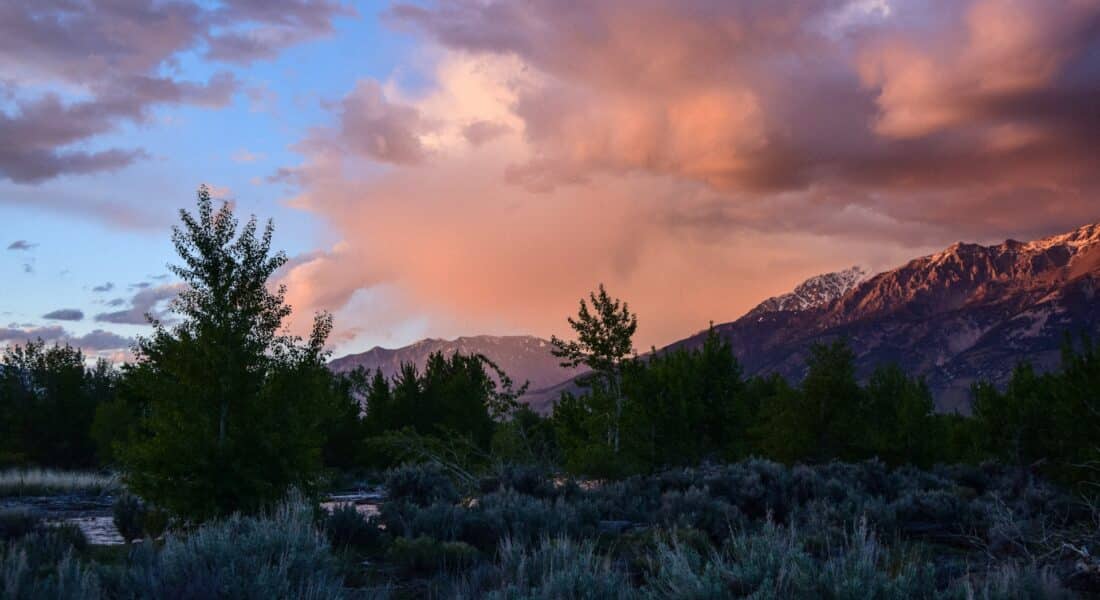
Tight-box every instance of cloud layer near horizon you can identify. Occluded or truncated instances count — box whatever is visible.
[269,0,1100,349]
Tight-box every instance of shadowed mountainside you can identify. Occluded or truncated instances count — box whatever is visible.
[668,222,1100,412]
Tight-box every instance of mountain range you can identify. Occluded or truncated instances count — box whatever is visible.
[328,335,580,398]
[330,222,1100,413]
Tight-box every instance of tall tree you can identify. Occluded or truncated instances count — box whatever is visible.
[117,185,333,520]
[756,339,863,463]
[551,284,637,453]
[862,364,937,466]
[0,341,113,468]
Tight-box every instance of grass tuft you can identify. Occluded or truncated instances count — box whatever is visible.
[0,469,119,497]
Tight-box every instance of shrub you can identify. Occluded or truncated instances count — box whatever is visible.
[102,493,343,599]
[387,535,478,575]
[890,489,968,538]
[640,519,940,599]
[961,562,1073,599]
[0,530,100,599]
[142,508,170,540]
[112,494,146,543]
[490,464,556,498]
[45,523,88,556]
[385,464,459,507]
[657,486,742,542]
[0,508,41,542]
[324,504,382,550]
[483,536,631,600]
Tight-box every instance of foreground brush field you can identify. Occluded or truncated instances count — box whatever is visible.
[3,460,1100,598]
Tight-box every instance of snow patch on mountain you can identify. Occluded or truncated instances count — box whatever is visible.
[746,266,868,319]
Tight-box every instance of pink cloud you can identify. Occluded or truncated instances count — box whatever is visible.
[272,0,1100,350]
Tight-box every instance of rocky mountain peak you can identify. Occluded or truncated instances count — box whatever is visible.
[744,265,868,319]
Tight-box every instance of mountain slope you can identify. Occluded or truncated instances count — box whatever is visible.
[329,335,578,398]
[744,266,867,319]
[668,222,1100,412]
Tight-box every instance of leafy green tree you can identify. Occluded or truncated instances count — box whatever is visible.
[359,352,528,468]
[551,284,637,454]
[360,368,395,436]
[117,185,333,520]
[0,341,114,468]
[621,328,747,467]
[972,364,1051,466]
[757,339,863,463]
[319,371,367,471]
[491,405,559,466]
[971,335,1100,484]
[861,364,937,466]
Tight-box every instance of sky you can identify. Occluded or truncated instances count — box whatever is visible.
[2,0,1099,360]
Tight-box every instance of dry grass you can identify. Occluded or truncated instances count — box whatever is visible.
[0,468,119,497]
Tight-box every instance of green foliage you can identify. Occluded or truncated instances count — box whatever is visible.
[554,331,967,475]
[355,350,530,470]
[491,406,559,467]
[385,463,460,507]
[623,328,750,466]
[861,364,940,467]
[0,341,116,469]
[112,494,145,543]
[323,504,382,550]
[551,284,638,455]
[972,335,1100,485]
[116,186,334,521]
[756,339,865,463]
[552,328,750,477]
[111,493,169,544]
[317,371,368,472]
[386,535,479,575]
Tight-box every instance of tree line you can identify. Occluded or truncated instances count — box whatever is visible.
[1,186,1097,522]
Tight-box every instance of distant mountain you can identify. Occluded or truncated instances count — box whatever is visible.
[744,266,868,319]
[667,222,1100,412]
[328,335,579,401]
[330,223,1100,415]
